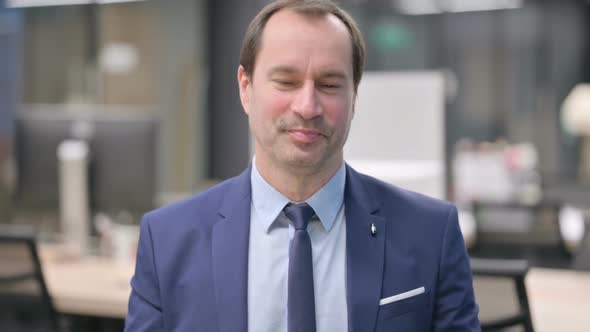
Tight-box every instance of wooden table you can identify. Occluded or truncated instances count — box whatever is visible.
[40,244,134,319]
[39,244,590,328]
[527,268,590,332]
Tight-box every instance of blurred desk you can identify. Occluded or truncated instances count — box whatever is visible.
[39,244,133,319]
[527,268,590,332]
[38,244,590,328]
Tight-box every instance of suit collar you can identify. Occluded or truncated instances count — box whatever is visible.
[212,166,251,332]
[344,164,381,214]
[344,164,386,332]
[217,166,252,219]
[250,160,346,233]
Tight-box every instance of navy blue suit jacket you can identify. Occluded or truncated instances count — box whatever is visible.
[125,165,479,331]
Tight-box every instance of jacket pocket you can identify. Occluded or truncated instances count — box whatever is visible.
[377,290,429,320]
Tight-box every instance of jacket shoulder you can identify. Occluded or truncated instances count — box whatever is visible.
[142,173,245,229]
[356,170,455,217]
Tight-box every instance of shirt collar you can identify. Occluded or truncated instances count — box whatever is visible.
[250,158,346,233]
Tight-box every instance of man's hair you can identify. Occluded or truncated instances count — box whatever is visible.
[239,0,366,92]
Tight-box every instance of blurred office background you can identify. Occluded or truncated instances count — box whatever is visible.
[1,0,590,331]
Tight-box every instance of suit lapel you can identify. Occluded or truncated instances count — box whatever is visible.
[211,167,251,332]
[345,165,386,332]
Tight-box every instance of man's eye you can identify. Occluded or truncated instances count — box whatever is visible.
[274,80,295,87]
[320,83,341,90]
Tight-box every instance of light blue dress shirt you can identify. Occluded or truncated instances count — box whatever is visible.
[248,160,348,332]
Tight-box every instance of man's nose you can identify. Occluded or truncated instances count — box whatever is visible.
[291,81,321,119]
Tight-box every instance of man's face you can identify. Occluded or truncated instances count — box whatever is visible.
[238,9,355,175]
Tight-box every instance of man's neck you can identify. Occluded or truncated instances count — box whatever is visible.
[254,156,343,202]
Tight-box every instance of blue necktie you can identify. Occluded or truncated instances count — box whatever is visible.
[284,202,317,332]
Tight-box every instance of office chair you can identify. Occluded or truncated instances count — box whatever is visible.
[471,258,534,332]
[0,226,58,332]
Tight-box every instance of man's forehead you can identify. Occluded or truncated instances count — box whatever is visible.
[267,65,348,79]
[255,9,353,71]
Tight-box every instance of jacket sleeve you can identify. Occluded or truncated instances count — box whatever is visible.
[432,206,481,331]
[125,214,165,331]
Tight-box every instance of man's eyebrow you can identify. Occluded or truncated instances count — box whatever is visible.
[318,70,347,80]
[267,66,299,76]
[267,67,348,80]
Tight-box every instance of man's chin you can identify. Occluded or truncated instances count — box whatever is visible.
[280,151,324,170]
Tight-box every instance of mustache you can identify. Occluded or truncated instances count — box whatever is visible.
[276,118,330,136]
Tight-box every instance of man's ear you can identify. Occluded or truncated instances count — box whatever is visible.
[351,92,357,118]
[237,65,252,115]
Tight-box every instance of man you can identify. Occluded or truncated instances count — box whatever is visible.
[125,0,480,331]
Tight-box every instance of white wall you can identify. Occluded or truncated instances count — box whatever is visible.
[345,71,446,199]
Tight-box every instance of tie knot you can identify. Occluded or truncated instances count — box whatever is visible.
[283,203,315,230]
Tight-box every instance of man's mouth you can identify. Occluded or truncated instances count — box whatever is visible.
[287,128,324,144]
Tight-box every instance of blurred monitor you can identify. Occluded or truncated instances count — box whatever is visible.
[89,113,159,216]
[14,109,159,228]
[14,111,70,216]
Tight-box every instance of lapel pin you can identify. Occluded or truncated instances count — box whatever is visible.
[370,223,377,237]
